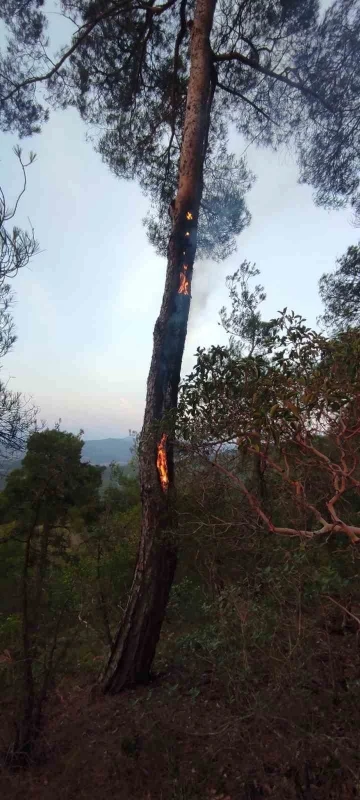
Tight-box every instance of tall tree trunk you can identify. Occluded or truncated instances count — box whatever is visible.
[101,0,217,693]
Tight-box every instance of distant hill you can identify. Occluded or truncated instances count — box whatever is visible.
[0,437,135,489]
[81,437,134,466]
[0,458,23,490]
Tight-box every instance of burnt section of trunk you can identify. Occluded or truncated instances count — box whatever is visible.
[100,216,194,693]
[101,0,217,694]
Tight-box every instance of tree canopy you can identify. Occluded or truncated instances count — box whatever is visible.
[1,0,360,248]
[1,427,103,529]
[178,300,360,541]
[319,241,360,333]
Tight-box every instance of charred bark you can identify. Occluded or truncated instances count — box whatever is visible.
[100,0,217,693]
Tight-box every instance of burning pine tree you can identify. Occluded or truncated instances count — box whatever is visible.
[1,0,359,693]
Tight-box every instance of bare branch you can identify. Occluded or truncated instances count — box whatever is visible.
[217,79,279,126]
[208,456,360,542]
[213,50,334,112]
[325,595,360,627]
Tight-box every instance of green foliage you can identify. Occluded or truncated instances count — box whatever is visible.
[179,302,360,445]
[103,462,140,512]
[165,466,360,706]
[176,624,222,656]
[0,422,143,756]
[178,316,360,543]
[1,427,103,527]
[167,576,205,625]
[319,242,360,333]
[219,260,276,356]
[0,428,108,755]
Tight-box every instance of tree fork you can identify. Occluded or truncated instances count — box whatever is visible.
[100,0,217,694]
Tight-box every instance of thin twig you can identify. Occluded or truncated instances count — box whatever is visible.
[325,595,360,627]
[217,79,279,125]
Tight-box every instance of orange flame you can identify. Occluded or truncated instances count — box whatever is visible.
[186,211,193,221]
[178,264,190,295]
[157,433,169,492]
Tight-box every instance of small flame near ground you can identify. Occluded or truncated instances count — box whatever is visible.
[157,433,169,492]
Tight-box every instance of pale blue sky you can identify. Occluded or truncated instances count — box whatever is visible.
[1,3,358,439]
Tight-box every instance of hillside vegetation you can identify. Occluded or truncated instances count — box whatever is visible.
[1,269,360,795]
[1,0,360,790]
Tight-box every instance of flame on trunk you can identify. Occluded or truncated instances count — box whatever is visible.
[178,264,190,295]
[157,433,169,492]
[186,211,193,221]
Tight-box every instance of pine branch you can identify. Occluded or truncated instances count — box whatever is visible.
[213,50,334,113]
[0,0,177,104]
[216,79,279,126]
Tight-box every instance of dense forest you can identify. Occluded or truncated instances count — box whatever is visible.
[0,0,360,797]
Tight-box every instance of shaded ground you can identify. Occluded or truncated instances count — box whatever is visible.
[1,615,360,800]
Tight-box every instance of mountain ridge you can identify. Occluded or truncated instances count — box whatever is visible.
[0,436,135,488]
[81,436,134,465]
